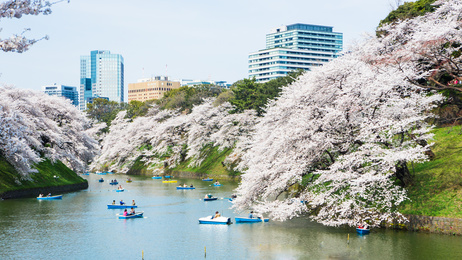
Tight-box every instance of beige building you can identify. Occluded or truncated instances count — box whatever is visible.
[128,76,181,102]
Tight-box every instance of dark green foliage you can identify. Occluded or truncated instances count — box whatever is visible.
[229,70,304,116]
[125,100,155,119]
[86,98,127,130]
[432,90,462,126]
[379,0,437,27]
[156,85,223,112]
[213,90,235,107]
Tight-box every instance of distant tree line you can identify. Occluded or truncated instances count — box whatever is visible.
[86,71,304,128]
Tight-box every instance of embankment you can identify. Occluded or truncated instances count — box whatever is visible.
[0,182,88,199]
[0,155,89,199]
[386,215,462,236]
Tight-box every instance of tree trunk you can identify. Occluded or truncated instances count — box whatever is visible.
[395,160,413,187]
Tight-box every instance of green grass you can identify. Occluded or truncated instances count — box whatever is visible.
[0,155,87,194]
[400,126,462,218]
[172,146,238,178]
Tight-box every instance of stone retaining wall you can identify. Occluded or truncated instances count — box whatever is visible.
[385,214,462,235]
[0,181,88,200]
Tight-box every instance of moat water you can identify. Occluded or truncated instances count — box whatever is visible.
[1,174,462,259]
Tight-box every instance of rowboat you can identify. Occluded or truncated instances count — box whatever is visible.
[202,178,213,181]
[109,181,118,185]
[107,204,138,209]
[164,175,171,178]
[126,180,132,183]
[97,172,107,175]
[199,216,232,224]
[176,186,195,190]
[204,197,218,201]
[98,178,104,182]
[117,212,144,219]
[235,217,269,223]
[37,195,63,200]
[82,172,90,175]
[163,180,177,183]
[356,227,370,235]
[213,183,222,187]
[116,189,125,192]
[152,176,162,179]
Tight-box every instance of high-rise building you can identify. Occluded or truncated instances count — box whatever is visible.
[41,84,79,107]
[249,23,343,83]
[128,76,181,102]
[80,50,124,110]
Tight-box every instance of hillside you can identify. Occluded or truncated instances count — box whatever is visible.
[0,155,88,197]
[400,126,462,218]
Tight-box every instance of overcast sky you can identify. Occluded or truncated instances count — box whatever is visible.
[0,0,396,98]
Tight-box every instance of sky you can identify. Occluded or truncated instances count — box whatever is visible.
[0,0,396,100]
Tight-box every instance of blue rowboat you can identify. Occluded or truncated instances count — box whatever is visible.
[117,212,144,219]
[116,189,125,192]
[235,217,269,223]
[202,178,213,181]
[109,181,118,185]
[176,187,195,190]
[164,175,171,178]
[213,183,222,187]
[107,204,138,209]
[356,228,370,235]
[203,197,218,201]
[152,176,162,179]
[82,173,90,175]
[37,195,62,200]
[98,179,104,182]
[97,172,107,175]
[199,216,232,224]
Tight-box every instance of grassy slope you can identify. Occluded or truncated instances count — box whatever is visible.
[171,146,237,178]
[400,126,462,218]
[0,155,87,194]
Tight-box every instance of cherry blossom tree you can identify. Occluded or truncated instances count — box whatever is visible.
[0,0,68,53]
[375,0,462,92]
[0,86,99,176]
[231,1,457,227]
[91,99,256,174]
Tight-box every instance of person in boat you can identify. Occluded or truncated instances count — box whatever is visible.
[190,184,194,188]
[249,211,254,219]
[47,193,51,197]
[183,183,188,187]
[130,207,135,215]
[118,185,123,190]
[214,211,221,218]
[112,200,116,205]
[38,194,44,198]
[215,181,220,185]
[120,200,125,205]
[132,200,136,206]
[123,209,128,216]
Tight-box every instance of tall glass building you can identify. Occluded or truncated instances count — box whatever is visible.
[41,84,79,107]
[249,23,343,82]
[80,50,124,110]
